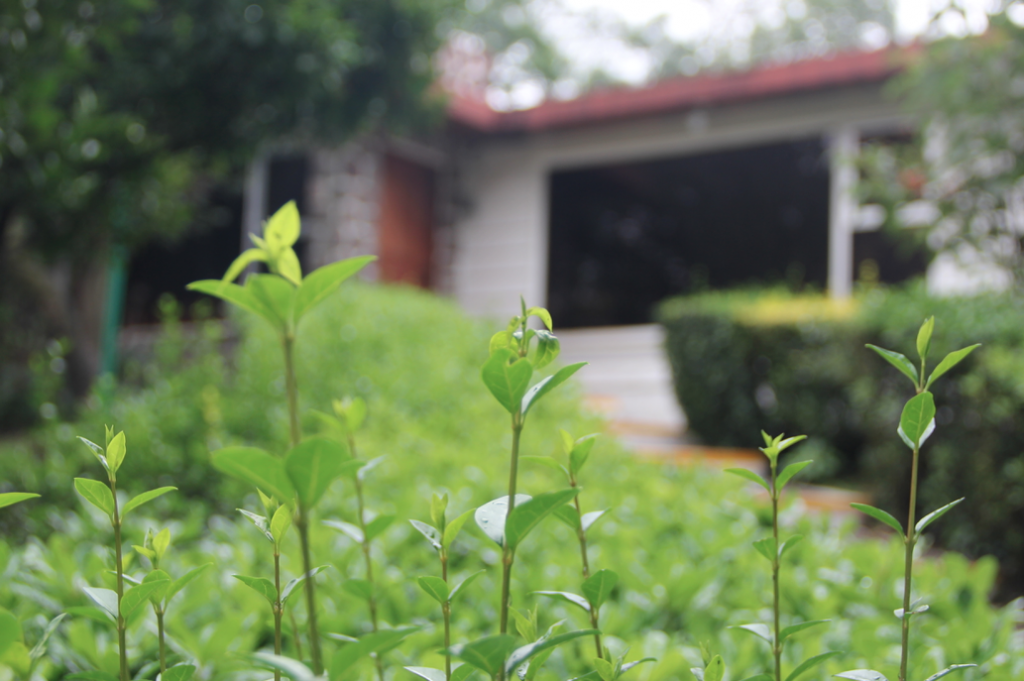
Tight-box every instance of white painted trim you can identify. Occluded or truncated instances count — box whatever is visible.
[827,126,860,298]
[241,154,268,250]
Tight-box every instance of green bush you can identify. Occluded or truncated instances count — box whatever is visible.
[658,284,1024,598]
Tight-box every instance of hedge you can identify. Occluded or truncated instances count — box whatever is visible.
[658,284,1024,599]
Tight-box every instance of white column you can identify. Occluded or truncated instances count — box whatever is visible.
[241,154,269,251]
[827,126,859,298]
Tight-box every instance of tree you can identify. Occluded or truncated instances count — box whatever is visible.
[865,5,1024,288]
[0,0,452,425]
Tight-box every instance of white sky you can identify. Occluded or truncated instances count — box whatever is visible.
[548,0,1002,83]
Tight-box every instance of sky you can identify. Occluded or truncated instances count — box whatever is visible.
[547,0,1003,83]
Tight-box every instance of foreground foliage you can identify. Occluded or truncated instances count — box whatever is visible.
[0,208,1021,678]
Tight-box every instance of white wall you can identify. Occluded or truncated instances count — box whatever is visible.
[450,82,904,320]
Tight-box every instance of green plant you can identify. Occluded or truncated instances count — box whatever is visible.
[189,200,373,674]
[725,434,838,681]
[127,528,209,679]
[478,301,586,643]
[837,318,980,681]
[73,427,176,681]
[319,397,397,681]
[407,493,480,681]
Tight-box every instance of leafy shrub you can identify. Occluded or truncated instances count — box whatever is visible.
[658,284,1024,598]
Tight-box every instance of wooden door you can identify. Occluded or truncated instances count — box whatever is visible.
[378,154,435,288]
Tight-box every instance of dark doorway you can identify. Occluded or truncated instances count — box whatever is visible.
[547,138,830,328]
[124,188,243,324]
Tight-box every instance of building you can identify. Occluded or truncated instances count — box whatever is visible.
[128,46,918,431]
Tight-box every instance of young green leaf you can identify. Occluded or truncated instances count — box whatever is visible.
[724,468,770,492]
[553,504,580,530]
[0,608,21,658]
[784,652,841,681]
[776,461,813,491]
[733,623,772,644]
[365,514,395,542]
[121,579,170,618]
[0,493,39,510]
[405,667,448,681]
[285,437,350,509]
[569,435,598,477]
[27,611,66,661]
[82,587,119,620]
[704,656,725,681]
[474,494,531,547]
[926,345,981,389]
[532,330,560,369]
[167,564,211,603]
[582,569,618,610]
[898,391,936,449]
[105,431,126,474]
[505,630,599,677]
[594,657,616,681]
[834,670,889,681]
[581,509,608,533]
[920,665,977,681]
[620,659,658,676]
[505,488,581,552]
[417,576,449,604]
[212,447,295,505]
[264,200,301,251]
[443,508,476,550]
[281,566,329,606]
[270,504,292,544]
[186,280,281,330]
[142,569,172,605]
[332,628,419,678]
[779,535,803,558]
[850,503,905,535]
[409,519,441,550]
[252,653,316,681]
[752,538,777,563]
[866,345,919,385]
[324,519,364,543]
[916,316,934,361]
[121,486,177,518]
[449,570,486,602]
[158,664,197,681]
[526,306,553,330]
[343,579,375,601]
[221,247,268,284]
[239,508,273,542]
[915,498,965,537]
[430,493,448,529]
[294,256,376,321]
[481,349,533,414]
[521,363,587,415]
[521,456,568,475]
[446,635,518,679]
[533,591,591,613]
[778,619,829,643]
[78,436,108,470]
[74,478,114,518]
[451,664,477,681]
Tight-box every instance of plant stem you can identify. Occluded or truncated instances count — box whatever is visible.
[273,550,283,681]
[296,509,324,675]
[771,467,781,681]
[157,610,166,675]
[441,552,451,681]
[499,420,523,638]
[899,445,921,681]
[283,333,324,675]
[571,479,602,659]
[111,477,129,681]
[290,607,304,661]
[353,462,385,681]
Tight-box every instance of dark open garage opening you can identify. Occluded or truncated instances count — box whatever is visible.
[547,138,831,328]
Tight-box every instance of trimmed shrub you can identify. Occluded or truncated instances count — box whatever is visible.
[658,284,1024,598]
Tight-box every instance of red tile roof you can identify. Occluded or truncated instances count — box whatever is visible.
[448,46,908,134]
